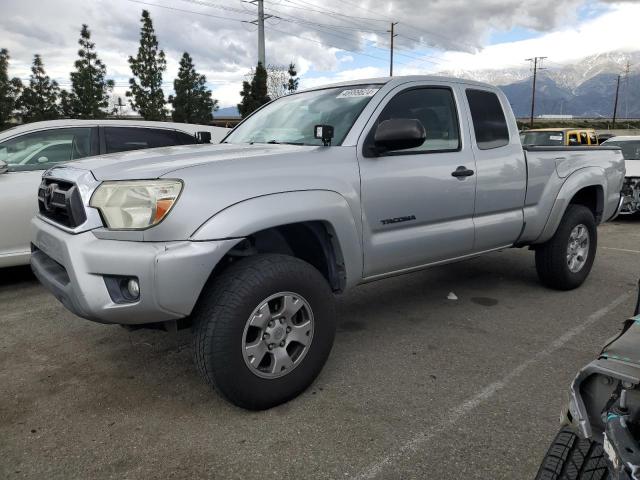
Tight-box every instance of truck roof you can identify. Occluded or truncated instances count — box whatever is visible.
[0,119,228,141]
[301,75,499,91]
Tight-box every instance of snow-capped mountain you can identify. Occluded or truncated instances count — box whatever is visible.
[439,51,640,117]
[439,51,640,91]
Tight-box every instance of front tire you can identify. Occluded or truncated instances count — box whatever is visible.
[192,254,336,410]
[535,205,597,290]
[535,427,609,480]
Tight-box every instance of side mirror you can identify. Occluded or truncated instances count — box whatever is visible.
[314,124,334,146]
[0,160,7,174]
[37,156,49,164]
[196,131,212,144]
[373,118,426,153]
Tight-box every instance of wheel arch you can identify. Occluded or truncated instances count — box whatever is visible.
[535,168,606,244]
[190,190,363,291]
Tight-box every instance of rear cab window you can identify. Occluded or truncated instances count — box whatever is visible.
[465,89,510,150]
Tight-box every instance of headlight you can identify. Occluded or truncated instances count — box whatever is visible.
[90,180,182,229]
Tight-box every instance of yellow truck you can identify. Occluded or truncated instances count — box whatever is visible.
[520,128,599,146]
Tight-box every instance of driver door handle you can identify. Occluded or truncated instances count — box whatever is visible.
[451,166,475,178]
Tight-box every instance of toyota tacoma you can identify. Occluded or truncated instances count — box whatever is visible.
[30,76,625,409]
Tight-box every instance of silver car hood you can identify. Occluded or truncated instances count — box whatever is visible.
[67,143,316,181]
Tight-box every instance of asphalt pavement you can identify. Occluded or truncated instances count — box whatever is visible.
[1,217,639,479]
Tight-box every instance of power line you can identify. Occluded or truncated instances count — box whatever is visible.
[122,0,252,22]
[280,0,387,24]
[121,0,411,67]
[176,0,442,68]
[319,0,478,51]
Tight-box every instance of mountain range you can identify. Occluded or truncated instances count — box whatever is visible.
[441,51,640,118]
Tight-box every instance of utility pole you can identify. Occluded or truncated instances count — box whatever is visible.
[612,74,621,129]
[116,97,124,118]
[388,22,398,77]
[257,0,265,66]
[624,60,631,128]
[525,56,547,128]
[244,0,273,66]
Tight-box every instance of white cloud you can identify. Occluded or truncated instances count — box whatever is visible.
[432,2,640,72]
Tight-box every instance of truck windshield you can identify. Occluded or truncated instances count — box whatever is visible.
[604,140,640,160]
[520,131,565,146]
[224,85,382,146]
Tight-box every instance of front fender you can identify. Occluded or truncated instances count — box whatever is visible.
[535,167,606,244]
[190,190,363,288]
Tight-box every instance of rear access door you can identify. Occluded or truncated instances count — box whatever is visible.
[461,86,527,252]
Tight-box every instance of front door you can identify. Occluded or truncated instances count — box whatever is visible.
[357,84,477,278]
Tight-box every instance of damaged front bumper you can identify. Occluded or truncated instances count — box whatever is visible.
[562,316,640,479]
[620,177,640,215]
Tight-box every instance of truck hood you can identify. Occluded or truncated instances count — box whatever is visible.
[67,143,317,180]
[626,160,640,178]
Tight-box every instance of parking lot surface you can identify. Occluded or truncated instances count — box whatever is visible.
[1,218,639,479]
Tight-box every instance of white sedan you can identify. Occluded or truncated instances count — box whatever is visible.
[0,119,229,267]
[602,136,640,215]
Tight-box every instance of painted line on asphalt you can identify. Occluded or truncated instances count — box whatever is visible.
[602,246,640,254]
[352,292,631,480]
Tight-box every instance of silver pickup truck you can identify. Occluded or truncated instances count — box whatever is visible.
[30,76,625,409]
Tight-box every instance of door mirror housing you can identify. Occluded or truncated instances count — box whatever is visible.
[0,160,7,174]
[373,118,426,153]
[37,156,49,164]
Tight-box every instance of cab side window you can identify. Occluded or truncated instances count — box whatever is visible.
[465,89,510,150]
[104,127,182,154]
[371,87,460,154]
[579,132,588,145]
[568,133,579,145]
[0,128,93,172]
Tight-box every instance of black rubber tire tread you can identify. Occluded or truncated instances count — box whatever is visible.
[192,254,336,410]
[535,427,610,480]
[535,204,597,290]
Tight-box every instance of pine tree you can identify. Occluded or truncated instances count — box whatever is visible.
[168,52,218,124]
[127,9,167,120]
[237,62,271,118]
[19,55,60,123]
[68,24,114,118]
[0,49,22,130]
[59,90,74,118]
[287,62,299,93]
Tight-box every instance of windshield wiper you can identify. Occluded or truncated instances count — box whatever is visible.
[266,140,305,145]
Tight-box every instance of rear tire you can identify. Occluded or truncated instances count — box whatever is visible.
[535,205,597,290]
[535,427,610,480]
[192,254,336,410]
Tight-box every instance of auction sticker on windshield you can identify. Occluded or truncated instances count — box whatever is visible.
[337,88,379,98]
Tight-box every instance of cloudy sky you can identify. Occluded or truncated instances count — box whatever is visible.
[1,0,639,108]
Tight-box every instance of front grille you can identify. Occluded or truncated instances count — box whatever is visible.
[38,178,87,228]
